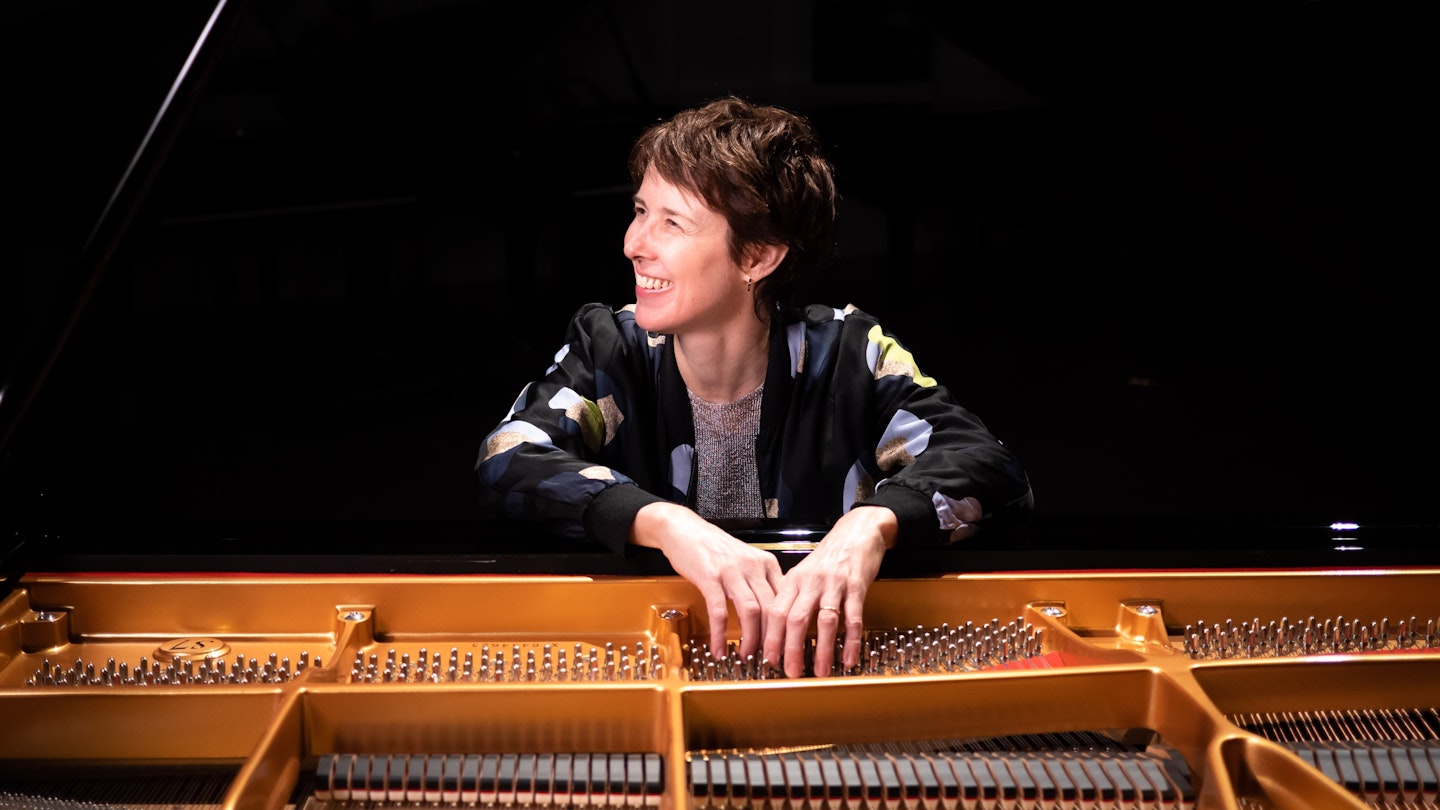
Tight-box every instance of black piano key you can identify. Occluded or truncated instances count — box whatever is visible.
[480,752,501,805]
[406,753,427,803]
[313,754,337,802]
[461,754,481,804]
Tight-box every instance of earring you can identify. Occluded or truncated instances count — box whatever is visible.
[745,277,753,293]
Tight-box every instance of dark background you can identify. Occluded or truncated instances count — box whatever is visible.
[2,1,1436,563]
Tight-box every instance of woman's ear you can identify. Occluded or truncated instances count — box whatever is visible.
[744,243,788,281]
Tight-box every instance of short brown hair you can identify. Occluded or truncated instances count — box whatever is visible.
[629,97,838,311]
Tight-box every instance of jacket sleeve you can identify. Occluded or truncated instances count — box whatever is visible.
[847,315,1034,546]
[475,304,665,551]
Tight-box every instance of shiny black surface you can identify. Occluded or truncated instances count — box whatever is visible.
[3,2,1436,567]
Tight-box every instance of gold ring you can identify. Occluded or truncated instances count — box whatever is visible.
[820,605,840,613]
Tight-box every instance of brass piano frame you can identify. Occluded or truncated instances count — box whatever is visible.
[3,568,1439,809]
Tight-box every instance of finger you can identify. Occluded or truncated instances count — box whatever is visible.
[812,595,844,676]
[784,590,819,679]
[696,582,731,661]
[841,586,868,671]
[726,574,769,661]
[762,580,797,673]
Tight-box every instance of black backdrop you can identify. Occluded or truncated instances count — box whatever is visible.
[2,1,1436,562]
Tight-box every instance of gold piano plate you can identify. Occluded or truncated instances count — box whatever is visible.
[1,569,1438,810]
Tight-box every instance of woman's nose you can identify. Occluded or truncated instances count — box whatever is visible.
[623,220,649,259]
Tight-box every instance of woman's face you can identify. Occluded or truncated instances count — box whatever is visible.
[624,170,751,337]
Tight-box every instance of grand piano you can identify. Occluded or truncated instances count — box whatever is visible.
[3,2,1438,809]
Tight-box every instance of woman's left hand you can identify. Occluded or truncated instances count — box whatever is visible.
[762,506,897,678]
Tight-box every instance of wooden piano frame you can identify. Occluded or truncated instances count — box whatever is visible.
[3,568,1438,809]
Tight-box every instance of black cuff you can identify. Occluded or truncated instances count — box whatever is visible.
[584,483,668,555]
[862,486,947,548]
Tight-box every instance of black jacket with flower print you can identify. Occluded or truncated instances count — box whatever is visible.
[477,302,1032,553]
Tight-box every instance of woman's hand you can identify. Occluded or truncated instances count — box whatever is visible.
[630,502,783,661]
[763,506,897,678]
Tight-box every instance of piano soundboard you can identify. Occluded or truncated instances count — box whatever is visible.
[2,569,1438,809]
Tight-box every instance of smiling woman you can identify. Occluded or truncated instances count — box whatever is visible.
[476,98,1032,678]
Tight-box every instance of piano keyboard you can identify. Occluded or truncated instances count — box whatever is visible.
[305,753,662,808]
[689,732,1197,810]
[1231,709,1440,808]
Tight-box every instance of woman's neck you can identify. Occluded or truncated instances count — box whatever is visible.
[674,316,770,403]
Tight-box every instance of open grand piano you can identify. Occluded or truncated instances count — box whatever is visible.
[3,1,1438,809]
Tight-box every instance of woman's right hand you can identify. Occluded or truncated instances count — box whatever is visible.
[630,502,783,663]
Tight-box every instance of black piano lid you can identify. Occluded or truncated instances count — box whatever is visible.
[2,2,1438,579]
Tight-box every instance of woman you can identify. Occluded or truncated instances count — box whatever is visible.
[478,98,1032,677]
